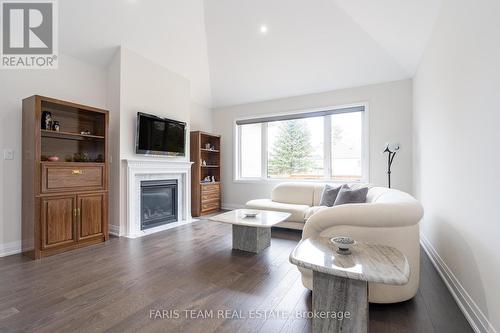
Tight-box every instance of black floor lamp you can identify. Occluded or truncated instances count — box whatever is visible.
[383,143,400,188]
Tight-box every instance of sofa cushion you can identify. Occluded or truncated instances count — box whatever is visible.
[319,184,342,207]
[312,183,371,206]
[305,206,327,220]
[334,185,369,206]
[271,183,315,206]
[246,199,309,222]
[312,184,326,206]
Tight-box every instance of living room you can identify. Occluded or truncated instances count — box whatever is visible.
[0,0,498,332]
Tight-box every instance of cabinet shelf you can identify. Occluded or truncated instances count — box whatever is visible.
[200,148,220,153]
[201,165,219,168]
[41,161,105,166]
[41,129,105,141]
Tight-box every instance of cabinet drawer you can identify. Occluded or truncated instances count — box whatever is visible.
[202,191,220,201]
[41,163,105,193]
[202,199,220,212]
[201,183,220,193]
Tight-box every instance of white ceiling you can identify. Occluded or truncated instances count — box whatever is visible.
[59,0,212,106]
[204,0,442,107]
[333,0,442,74]
[58,0,442,108]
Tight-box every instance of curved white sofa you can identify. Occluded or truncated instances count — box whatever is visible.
[246,182,424,303]
[246,182,346,230]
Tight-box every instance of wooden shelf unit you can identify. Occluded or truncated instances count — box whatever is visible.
[190,131,221,217]
[22,95,109,259]
[41,129,105,140]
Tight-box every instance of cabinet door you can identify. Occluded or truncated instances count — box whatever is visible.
[77,193,106,241]
[41,195,77,249]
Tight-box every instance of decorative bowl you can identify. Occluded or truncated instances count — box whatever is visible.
[241,209,260,218]
[47,156,60,162]
[330,236,356,255]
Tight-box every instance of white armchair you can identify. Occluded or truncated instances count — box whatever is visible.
[299,186,424,303]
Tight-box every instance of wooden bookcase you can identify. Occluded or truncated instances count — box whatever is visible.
[22,95,109,259]
[190,131,221,216]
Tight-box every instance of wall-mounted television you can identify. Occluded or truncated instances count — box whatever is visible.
[135,112,186,156]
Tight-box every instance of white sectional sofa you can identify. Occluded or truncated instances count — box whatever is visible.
[245,182,424,303]
[246,182,367,230]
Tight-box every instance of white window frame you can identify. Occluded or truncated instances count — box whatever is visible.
[233,103,369,184]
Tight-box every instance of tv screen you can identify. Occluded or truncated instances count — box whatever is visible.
[135,112,186,156]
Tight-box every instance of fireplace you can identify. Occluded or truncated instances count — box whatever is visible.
[125,160,192,238]
[141,179,178,230]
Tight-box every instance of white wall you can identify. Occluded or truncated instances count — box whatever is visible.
[213,79,413,208]
[112,48,194,235]
[120,48,191,161]
[0,54,107,256]
[106,50,122,236]
[413,0,500,332]
[190,102,213,133]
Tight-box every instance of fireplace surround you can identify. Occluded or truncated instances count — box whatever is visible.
[124,159,193,238]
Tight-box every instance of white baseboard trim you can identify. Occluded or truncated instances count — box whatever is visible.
[0,241,22,257]
[221,203,245,210]
[109,224,120,237]
[420,233,496,333]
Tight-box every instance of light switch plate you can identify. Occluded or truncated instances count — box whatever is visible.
[3,149,14,160]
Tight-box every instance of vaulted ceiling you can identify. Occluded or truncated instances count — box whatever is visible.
[58,0,442,108]
[59,0,212,106]
[204,0,442,107]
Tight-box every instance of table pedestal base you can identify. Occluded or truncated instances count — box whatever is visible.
[232,225,271,253]
[313,271,368,333]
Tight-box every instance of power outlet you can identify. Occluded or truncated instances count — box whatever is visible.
[3,149,14,160]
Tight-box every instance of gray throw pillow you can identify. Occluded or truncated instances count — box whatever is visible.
[333,185,368,206]
[319,184,342,207]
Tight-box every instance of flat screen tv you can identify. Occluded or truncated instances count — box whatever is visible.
[135,112,186,156]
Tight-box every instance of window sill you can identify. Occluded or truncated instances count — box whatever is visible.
[233,178,367,185]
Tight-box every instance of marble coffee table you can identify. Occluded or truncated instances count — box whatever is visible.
[289,238,410,333]
[209,209,291,253]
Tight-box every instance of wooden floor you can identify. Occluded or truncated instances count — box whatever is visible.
[0,220,473,333]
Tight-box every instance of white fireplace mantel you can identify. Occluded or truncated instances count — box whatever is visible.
[124,159,194,238]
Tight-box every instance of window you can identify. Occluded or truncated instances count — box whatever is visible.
[267,117,324,179]
[239,123,261,178]
[331,112,362,181]
[236,105,367,182]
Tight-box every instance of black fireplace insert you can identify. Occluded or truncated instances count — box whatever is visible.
[140,179,178,230]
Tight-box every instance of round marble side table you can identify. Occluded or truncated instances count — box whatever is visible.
[289,238,410,333]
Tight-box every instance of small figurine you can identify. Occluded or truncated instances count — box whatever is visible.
[52,121,60,131]
[41,111,52,130]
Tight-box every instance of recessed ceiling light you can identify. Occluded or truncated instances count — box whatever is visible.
[260,25,268,34]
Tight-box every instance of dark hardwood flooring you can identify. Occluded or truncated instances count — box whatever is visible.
[0,220,473,333]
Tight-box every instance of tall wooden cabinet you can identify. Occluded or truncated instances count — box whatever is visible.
[190,131,221,216]
[22,95,109,259]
